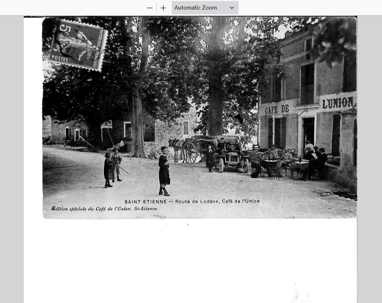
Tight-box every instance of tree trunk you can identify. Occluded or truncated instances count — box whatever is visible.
[206,17,227,136]
[206,17,246,136]
[207,74,225,136]
[129,17,149,158]
[130,88,146,157]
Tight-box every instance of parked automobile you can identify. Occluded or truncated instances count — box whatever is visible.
[214,135,250,173]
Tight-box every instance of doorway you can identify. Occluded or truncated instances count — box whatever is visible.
[65,127,70,140]
[74,129,80,141]
[303,117,315,149]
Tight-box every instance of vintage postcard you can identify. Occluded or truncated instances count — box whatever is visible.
[41,16,357,219]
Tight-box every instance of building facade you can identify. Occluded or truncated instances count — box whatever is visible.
[108,106,199,156]
[43,106,199,156]
[43,115,89,144]
[259,25,357,165]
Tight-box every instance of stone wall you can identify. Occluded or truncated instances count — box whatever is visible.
[285,114,298,150]
[316,60,343,97]
[259,115,269,148]
[335,110,357,192]
[42,115,52,137]
[316,111,335,154]
[155,107,199,148]
[284,56,307,101]
[50,118,89,144]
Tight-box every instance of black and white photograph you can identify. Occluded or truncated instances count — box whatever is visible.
[40,16,357,219]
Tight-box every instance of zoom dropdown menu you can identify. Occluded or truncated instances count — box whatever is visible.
[172,1,238,14]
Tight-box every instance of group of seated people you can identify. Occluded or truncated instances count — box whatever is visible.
[249,145,287,178]
[300,140,328,180]
[249,142,327,180]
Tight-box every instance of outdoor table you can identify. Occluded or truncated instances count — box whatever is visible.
[264,159,279,178]
[294,161,309,178]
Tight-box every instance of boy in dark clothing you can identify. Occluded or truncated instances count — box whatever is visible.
[111,147,122,182]
[104,152,113,188]
[159,146,170,196]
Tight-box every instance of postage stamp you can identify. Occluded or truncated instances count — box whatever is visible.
[48,20,108,72]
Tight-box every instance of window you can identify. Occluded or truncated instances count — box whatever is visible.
[268,118,286,148]
[343,52,357,92]
[272,74,282,102]
[183,121,189,135]
[74,129,80,141]
[300,63,314,105]
[80,129,87,139]
[305,38,313,52]
[275,118,287,148]
[305,38,313,60]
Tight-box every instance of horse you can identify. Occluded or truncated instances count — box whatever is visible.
[168,138,186,163]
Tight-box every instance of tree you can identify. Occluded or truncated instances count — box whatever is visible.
[191,16,357,137]
[286,16,357,67]
[189,17,285,136]
[43,17,133,145]
[310,17,356,67]
[43,17,197,156]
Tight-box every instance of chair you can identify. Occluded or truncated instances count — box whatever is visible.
[283,158,296,177]
[268,150,283,179]
[257,152,267,177]
[278,149,295,177]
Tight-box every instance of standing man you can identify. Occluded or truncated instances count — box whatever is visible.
[315,148,328,178]
[159,146,170,196]
[250,146,262,178]
[111,147,122,182]
[206,145,215,173]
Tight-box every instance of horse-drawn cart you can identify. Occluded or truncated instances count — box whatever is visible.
[169,135,217,164]
[186,135,217,163]
[169,135,250,173]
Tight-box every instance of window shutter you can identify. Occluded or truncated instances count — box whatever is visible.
[281,117,287,148]
[268,118,273,148]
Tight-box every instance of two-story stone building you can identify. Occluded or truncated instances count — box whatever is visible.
[259,21,357,166]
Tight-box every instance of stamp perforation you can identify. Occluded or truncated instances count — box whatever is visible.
[48,18,108,72]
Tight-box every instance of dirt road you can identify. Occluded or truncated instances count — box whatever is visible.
[43,146,356,219]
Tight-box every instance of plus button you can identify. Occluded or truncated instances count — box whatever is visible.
[160,5,166,11]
